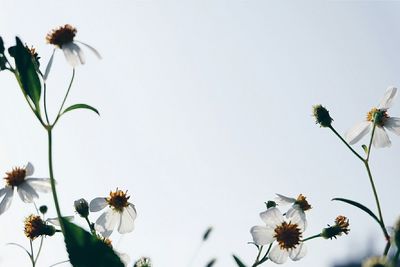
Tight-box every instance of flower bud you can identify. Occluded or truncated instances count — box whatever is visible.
[321,215,350,239]
[74,198,89,218]
[134,257,152,267]
[39,205,48,214]
[265,201,277,209]
[312,105,333,127]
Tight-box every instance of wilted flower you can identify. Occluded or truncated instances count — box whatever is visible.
[362,256,389,267]
[0,162,51,215]
[24,214,56,240]
[134,257,152,267]
[345,87,400,148]
[89,189,137,237]
[44,24,101,78]
[250,207,307,264]
[313,105,333,127]
[321,215,350,239]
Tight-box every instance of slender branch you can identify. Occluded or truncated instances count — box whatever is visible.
[302,233,322,242]
[251,245,263,267]
[43,82,50,125]
[29,240,35,267]
[328,126,364,162]
[85,216,96,235]
[33,236,44,265]
[52,68,75,126]
[257,243,273,265]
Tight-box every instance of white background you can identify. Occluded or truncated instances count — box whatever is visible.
[1,1,400,266]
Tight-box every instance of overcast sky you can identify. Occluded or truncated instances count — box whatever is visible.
[1,1,400,266]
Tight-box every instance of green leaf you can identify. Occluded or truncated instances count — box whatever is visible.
[62,218,124,267]
[205,258,216,267]
[232,255,247,267]
[0,36,4,54]
[202,226,213,241]
[11,37,41,108]
[62,104,100,116]
[332,197,381,226]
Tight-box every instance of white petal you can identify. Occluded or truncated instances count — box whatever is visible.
[70,42,85,65]
[289,243,307,261]
[62,43,79,67]
[0,187,6,198]
[76,41,102,59]
[17,183,38,203]
[95,208,119,238]
[26,178,51,193]
[260,207,284,228]
[275,194,296,206]
[44,49,55,81]
[286,206,306,231]
[250,226,275,245]
[89,197,108,212]
[385,117,400,136]
[269,244,289,264]
[378,87,397,110]
[47,216,74,226]
[373,126,391,148]
[0,187,13,215]
[117,205,136,234]
[345,121,371,145]
[25,162,34,176]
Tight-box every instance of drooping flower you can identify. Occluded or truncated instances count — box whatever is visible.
[89,189,137,237]
[250,207,307,264]
[0,162,51,215]
[345,87,400,148]
[24,214,56,240]
[45,24,101,77]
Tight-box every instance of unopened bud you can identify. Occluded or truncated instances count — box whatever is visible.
[74,198,89,218]
[312,105,333,127]
[39,205,48,214]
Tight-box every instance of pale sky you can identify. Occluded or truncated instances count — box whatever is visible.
[1,1,400,266]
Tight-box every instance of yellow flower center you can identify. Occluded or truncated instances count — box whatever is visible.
[367,108,389,127]
[46,24,77,48]
[294,194,312,211]
[106,189,130,212]
[4,167,26,187]
[274,221,302,250]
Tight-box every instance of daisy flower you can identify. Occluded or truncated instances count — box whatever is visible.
[0,162,51,215]
[89,189,137,237]
[345,87,400,148]
[44,24,101,78]
[250,207,307,264]
[275,193,312,219]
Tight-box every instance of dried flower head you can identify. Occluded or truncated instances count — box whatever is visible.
[24,214,55,240]
[321,215,350,239]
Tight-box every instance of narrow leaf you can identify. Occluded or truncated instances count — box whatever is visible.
[332,197,381,226]
[12,37,41,108]
[62,103,100,116]
[62,218,124,267]
[205,258,217,267]
[232,255,247,267]
[0,36,4,54]
[203,226,213,241]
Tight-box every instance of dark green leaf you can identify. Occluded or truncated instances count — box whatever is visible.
[203,226,213,241]
[62,218,124,267]
[0,56,6,70]
[232,255,247,267]
[0,36,4,54]
[205,258,216,267]
[62,103,100,116]
[332,197,381,226]
[12,37,41,108]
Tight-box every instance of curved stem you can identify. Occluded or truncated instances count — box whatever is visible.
[52,68,75,126]
[328,126,364,162]
[47,129,65,235]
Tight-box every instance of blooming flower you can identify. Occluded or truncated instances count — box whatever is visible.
[250,207,307,264]
[345,87,400,148]
[0,162,51,215]
[45,24,101,78]
[89,189,137,237]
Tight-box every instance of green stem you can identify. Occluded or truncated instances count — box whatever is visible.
[52,68,75,126]
[257,243,272,265]
[252,246,263,267]
[394,248,400,265]
[85,216,96,235]
[29,240,35,267]
[328,126,364,162]
[47,129,65,235]
[33,237,44,265]
[302,233,322,242]
[43,82,50,125]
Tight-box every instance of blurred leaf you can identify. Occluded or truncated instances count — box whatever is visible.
[362,145,368,155]
[11,37,41,108]
[203,226,213,241]
[0,56,6,70]
[332,198,381,226]
[62,104,100,116]
[205,258,216,267]
[62,218,124,267]
[0,36,4,54]
[232,255,247,267]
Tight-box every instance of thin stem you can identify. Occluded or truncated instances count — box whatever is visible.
[394,248,400,265]
[52,68,75,126]
[43,82,50,125]
[29,240,35,267]
[85,216,96,235]
[251,246,263,267]
[366,124,376,161]
[302,233,322,242]
[47,129,65,235]
[33,237,44,265]
[257,243,272,265]
[328,126,364,162]
[383,240,391,256]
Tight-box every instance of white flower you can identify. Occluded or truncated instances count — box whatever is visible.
[44,24,101,79]
[275,193,312,221]
[250,207,307,264]
[345,87,400,148]
[89,189,137,237]
[0,162,51,215]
